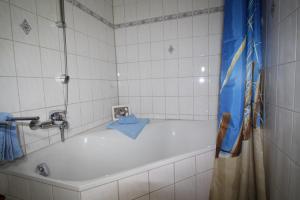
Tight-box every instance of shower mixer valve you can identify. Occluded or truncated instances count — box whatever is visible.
[29,110,69,142]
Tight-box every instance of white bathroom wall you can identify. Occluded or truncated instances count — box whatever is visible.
[0,0,118,154]
[264,0,300,199]
[114,0,224,120]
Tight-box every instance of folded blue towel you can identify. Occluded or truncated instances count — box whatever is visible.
[118,114,138,124]
[0,113,23,161]
[106,117,150,139]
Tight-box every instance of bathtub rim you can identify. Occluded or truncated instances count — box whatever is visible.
[0,146,215,192]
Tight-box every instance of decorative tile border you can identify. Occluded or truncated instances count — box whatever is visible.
[65,0,114,28]
[65,0,223,30]
[114,6,224,29]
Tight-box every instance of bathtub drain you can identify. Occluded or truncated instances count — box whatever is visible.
[36,163,50,177]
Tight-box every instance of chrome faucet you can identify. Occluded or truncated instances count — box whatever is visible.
[30,110,68,142]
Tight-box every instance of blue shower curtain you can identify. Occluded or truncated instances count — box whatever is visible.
[210,0,266,199]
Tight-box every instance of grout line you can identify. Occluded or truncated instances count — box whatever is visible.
[7,0,26,154]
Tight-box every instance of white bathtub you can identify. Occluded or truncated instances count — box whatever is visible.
[0,120,217,200]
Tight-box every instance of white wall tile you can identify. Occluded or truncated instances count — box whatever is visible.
[127,44,138,62]
[114,6,125,24]
[137,0,150,20]
[209,12,223,34]
[149,164,174,192]
[294,62,300,112]
[179,58,193,77]
[151,42,164,60]
[194,96,209,116]
[209,76,219,95]
[128,80,141,96]
[175,176,196,200]
[140,61,152,79]
[193,36,209,57]
[208,95,218,116]
[164,60,178,79]
[150,0,163,17]
[139,43,151,61]
[135,195,150,200]
[194,77,208,96]
[291,112,300,164]
[152,79,165,96]
[164,40,178,59]
[196,170,213,200]
[193,15,209,36]
[279,12,297,64]
[11,5,38,45]
[196,151,215,173]
[164,20,177,40]
[81,182,118,200]
[36,0,57,21]
[179,38,193,58]
[273,149,291,198]
[209,0,224,8]
[40,48,62,78]
[0,173,8,195]
[178,18,193,38]
[141,97,153,113]
[126,26,138,45]
[138,24,151,43]
[289,162,300,200]
[175,157,196,182]
[151,60,164,78]
[141,79,153,96]
[164,0,178,15]
[75,32,89,57]
[124,4,137,22]
[179,78,193,96]
[279,0,297,20]
[30,181,53,200]
[209,55,221,76]
[179,97,193,115]
[0,77,19,112]
[7,175,31,200]
[193,56,208,76]
[18,77,45,110]
[165,78,178,96]
[275,108,293,155]
[53,187,80,200]
[153,97,166,114]
[0,39,16,76]
[43,78,64,107]
[178,0,192,12]
[209,34,222,55]
[119,172,149,200]
[127,62,140,79]
[276,63,295,110]
[14,42,42,77]
[150,185,174,200]
[193,0,209,10]
[11,0,36,13]
[166,97,179,115]
[0,1,12,39]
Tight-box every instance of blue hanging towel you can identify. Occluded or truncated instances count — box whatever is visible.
[106,115,149,139]
[0,113,23,161]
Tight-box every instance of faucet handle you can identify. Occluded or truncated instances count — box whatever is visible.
[49,110,66,121]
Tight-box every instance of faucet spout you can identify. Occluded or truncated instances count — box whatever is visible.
[59,121,68,142]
